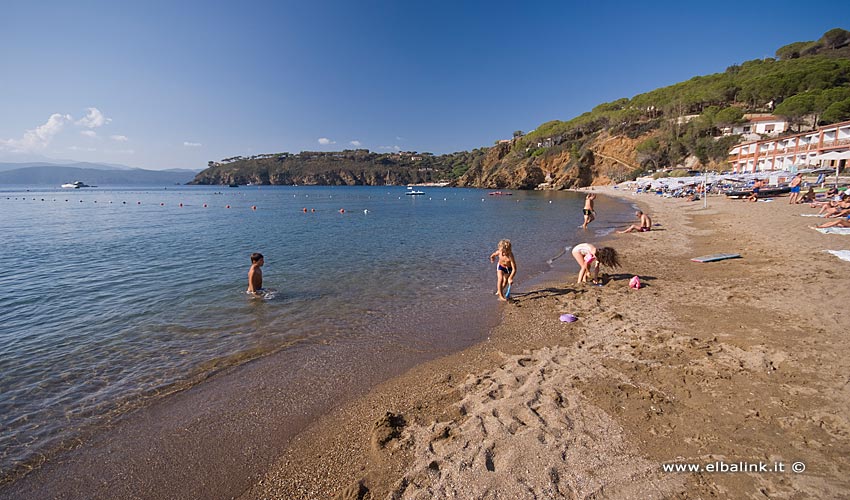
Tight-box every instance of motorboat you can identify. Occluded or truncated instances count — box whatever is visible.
[61,181,89,189]
[488,191,512,196]
[405,186,425,195]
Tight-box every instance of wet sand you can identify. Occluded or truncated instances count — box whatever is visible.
[242,189,850,499]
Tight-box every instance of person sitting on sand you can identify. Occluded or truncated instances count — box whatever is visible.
[548,243,620,285]
[581,193,596,229]
[489,239,517,302]
[247,252,264,294]
[747,179,763,202]
[618,210,652,233]
[801,187,817,204]
[819,195,850,216]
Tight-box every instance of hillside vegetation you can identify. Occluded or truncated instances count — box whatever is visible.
[191,28,850,189]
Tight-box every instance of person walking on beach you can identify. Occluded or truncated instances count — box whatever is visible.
[548,242,620,285]
[788,173,803,204]
[247,252,264,294]
[489,239,517,302]
[618,210,652,233]
[581,193,596,229]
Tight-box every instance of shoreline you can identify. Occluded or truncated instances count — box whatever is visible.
[4,188,848,498]
[0,190,638,499]
[243,187,850,498]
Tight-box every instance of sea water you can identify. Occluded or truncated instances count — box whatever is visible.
[0,185,631,482]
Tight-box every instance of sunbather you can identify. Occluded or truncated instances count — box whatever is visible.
[817,217,850,229]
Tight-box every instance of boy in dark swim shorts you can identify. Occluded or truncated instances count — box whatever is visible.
[581,193,596,229]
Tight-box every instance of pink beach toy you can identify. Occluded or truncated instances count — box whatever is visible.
[629,276,642,289]
[584,253,596,264]
[559,313,578,323]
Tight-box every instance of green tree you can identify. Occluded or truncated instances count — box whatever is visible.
[821,98,850,124]
[774,92,817,129]
[776,41,815,60]
[821,28,850,50]
[714,106,745,127]
[635,137,664,170]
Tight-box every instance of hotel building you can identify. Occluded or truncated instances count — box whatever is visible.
[728,119,850,173]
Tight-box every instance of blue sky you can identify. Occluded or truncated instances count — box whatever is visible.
[2,0,849,170]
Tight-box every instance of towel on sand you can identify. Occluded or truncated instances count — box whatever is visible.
[815,227,850,234]
[825,250,850,261]
[800,214,824,217]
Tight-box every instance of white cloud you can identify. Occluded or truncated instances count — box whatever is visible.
[80,130,98,138]
[75,107,111,128]
[0,113,72,152]
[349,140,362,147]
[318,137,336,145]
[69,145,97,152]
[379,145,401,151]
[110,135,128,142]
[183,141,202,147]
[107,148,135,155]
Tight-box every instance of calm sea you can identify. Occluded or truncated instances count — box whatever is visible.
[0,185,631,482]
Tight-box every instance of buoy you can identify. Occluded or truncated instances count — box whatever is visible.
[203,203,207,208]
[137,201,141,204]
[303,208,307,212]
[179,203,183,207]
[339,208,345,213]
[226,205,231,209]
[160,203,165,206]
[251,205,257,210]
[311,208,315,212]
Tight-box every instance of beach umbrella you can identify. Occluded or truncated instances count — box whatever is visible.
[812,150,850,186]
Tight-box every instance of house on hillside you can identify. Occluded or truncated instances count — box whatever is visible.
[722,114,789,137]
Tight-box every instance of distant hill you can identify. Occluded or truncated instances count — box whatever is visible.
[192,28,850,189]
[0,164,199,186]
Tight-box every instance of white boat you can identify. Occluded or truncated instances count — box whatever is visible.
[61,181,89,189]
[405,186,425,195]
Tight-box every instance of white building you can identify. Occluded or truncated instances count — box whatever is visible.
[724,114,789,137]
[728,119,850,173]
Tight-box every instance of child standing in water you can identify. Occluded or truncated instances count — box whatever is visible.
[247,252,264,294]
[489,239,517,301]
[581,193,596,229]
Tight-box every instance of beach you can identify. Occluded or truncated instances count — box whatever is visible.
[3,187,849,499]
[242,189,850,499]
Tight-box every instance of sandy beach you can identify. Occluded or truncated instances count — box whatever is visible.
[241,188,850,499]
